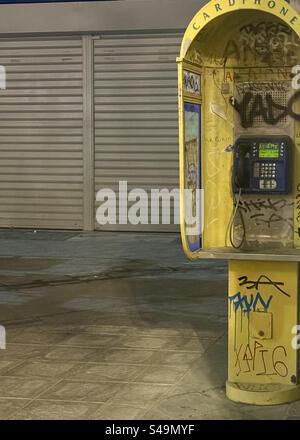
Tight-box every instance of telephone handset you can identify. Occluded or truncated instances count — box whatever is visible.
[235,144,250,189]
[232,136,292,194]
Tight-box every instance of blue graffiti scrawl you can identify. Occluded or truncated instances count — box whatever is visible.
[229,292,273,315]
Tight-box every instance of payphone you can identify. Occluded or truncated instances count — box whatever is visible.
[178,0,300,406]
[230,136,293,249]
[232,136,292,194]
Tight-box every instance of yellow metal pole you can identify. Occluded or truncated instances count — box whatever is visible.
[227,260,300,405]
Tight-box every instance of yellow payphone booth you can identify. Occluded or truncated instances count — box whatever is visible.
[178,0,300,404]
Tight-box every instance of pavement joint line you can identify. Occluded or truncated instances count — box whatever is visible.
[0,360,202,367]
[0,374,177,386]
[4,342,220,350]
[31,397,116,405]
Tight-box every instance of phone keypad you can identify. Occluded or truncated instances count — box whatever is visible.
[260,163,276,178]
[259,162,277,190]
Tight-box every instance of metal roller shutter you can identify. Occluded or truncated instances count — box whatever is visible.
[0,37,83,229]
[94,32,182,231]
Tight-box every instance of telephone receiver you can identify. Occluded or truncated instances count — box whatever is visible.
[235,144,250,190]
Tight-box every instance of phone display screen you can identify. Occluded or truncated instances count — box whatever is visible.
[259,143,280,158]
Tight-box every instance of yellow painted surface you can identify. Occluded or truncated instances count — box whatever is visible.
[226,381,300,405]
[180,0,300,59]
[178,0,300,259]
[201,66,233,248]
[228,260,298,385]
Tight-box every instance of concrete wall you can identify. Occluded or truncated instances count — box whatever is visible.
[0,0,208,35]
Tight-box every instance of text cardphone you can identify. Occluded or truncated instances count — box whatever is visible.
[232,136,292,194]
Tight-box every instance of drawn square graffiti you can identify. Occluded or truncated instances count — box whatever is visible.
[183,70,201,96]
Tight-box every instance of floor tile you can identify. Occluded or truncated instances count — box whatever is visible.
[7,360,80,378]
[0,344,50,360]
[37,379,124,403]
[70,363,141,382]
[82,325,130,336]
[126,327,199,338]
[163,337,214,352]
[44,346,97,362]
[147,351,202,365]
[0,398,31,420]
[0,376,57,399]
[92,403,147,420]
[114,336,170,350]
[134,365,189,385]
[0,360,24,374]
[109,383,171,407]
[90,348,155,364]
[177,338,227,390]
[241,403,289,420]
[285,400,300,419]
[10,400,102,420]
[59,334,119,348]
[141,387,243,419]
[7,330,71,345]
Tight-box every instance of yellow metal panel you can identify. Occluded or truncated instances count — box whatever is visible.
[228,260,298,385]
[202,67,233,248]
[179,0,300,59]
[249,311,273,340]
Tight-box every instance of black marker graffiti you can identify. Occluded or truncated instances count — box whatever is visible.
[234,68,291,83]
[234,341,288,378]
[236,81,289,96]
[238,275,290,298]
[236,198,294,214]
[239,22,298,66]
[234,198,294,231]
[249,213,293,229]
[230,91,300,128]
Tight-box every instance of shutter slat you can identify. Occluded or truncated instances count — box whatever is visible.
[94,31,182,232]
[0,37,83,229]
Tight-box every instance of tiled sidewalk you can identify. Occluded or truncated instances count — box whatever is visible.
[0,230,296,419]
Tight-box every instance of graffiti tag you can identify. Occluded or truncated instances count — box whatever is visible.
[229,291,273,314]
[230,91,300,128]
[234,341,288,377]
[238,275,290,298]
